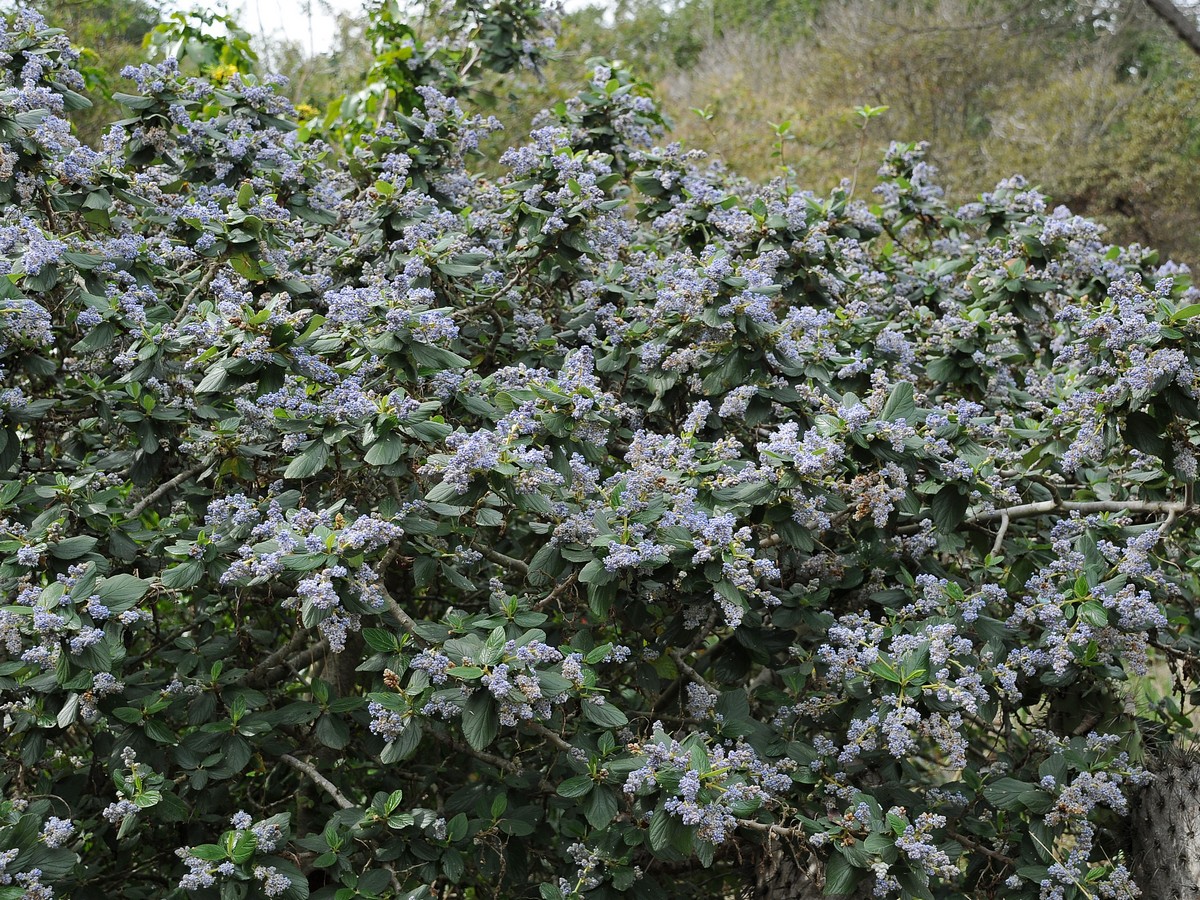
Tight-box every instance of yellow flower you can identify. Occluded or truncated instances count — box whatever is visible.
[209,63,239,83]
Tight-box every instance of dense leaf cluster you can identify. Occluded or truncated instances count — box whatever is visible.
[1,6,1199,899]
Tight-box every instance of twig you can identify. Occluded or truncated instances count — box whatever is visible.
[668,648,717,695]
[279,754,355,810]
[524,721,572,752]
[534,572,578,612]
[945,826,1017,868]
[128,462,208,520]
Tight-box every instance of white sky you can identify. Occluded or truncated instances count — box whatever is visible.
[235,0,365,54]
[176,0,368,56]
[171,0,597,57]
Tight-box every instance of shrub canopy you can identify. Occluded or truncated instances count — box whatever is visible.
[0,6,1198,899]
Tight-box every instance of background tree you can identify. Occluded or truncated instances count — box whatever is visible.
[3,0,161,143]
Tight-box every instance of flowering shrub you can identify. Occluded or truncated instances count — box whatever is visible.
[2,5,1200,899]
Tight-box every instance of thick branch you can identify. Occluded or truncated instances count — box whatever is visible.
[737,819,805,839]
[247,630,309,687]
[380,587,428,648]
[945,826,1017,867]
[279,753,355,810]
[990,512,1010,557]
[1144,0,1200,58]
[899,498,1191,534]
[430,730,555,793]
[481,547,530,577]
[534,572,578,612]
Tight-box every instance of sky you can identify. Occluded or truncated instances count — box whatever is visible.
[188,0,596,57]
[197,0,368,56]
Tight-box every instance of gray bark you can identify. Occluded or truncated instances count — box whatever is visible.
[1131,749,1200,898]
[1143,0,1200,58]
[751,844,873,900]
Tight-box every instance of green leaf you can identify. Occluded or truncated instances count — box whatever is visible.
[556,775,595,798]
[476,507,503,527]
[231,830,257,864]
[983,777,1036,812]
[1123,410,1168,459]
[365,435,405,466]
[480,625,507,666]
[584,786,618,829]
[824,851,865,897]
[582,700,628,728]
[144,720,175,744]
[49,536,97,560]
[1077,600,1109,628]
[881,380,916,422]
[362,628,399,653]
[97,574,150,607]
[930,487,968,533]
[190,843,228,862]
[381,721,422,763]
[462,691,499,751]
[284,441,329,479]
[265,702,320,726]
[648,805,672,852]
[315,714,350,750]
[161,559,203,590]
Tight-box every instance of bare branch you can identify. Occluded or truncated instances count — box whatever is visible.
[481,547,530,577]
[172,259,222,325]
[524,721,572,752]
[128,462,208,521]
[534,572,578,612]
[279,753,355,810]
[380,587,429,648]
[900,498,1191,534]
[990,512,1010,557]
[668,648,718,696]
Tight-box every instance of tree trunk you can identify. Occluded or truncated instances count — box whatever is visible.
[753,842,822,899]
[1131,749,1200,898]
[751,842,873,899]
